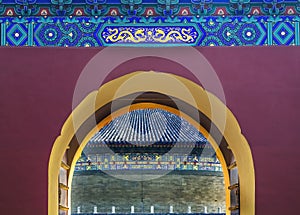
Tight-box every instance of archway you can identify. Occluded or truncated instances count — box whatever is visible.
[49,71,255,215]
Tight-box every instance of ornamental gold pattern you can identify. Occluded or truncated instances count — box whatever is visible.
[102,26,198,44]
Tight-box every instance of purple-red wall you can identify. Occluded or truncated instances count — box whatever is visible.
[0,46,299,215]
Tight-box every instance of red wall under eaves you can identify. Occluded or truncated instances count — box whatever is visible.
[0,46,299,215]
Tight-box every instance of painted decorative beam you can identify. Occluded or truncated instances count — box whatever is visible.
[75,153,223,172]
[0,15,299,46]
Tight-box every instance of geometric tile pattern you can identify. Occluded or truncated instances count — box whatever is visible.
[6,23,28,45]
[0,16,299,47]
[273,21,295,45]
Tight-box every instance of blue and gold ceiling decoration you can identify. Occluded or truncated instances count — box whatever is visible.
[0,0,300,46]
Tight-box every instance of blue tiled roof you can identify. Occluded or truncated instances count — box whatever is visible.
[89,108,207,145]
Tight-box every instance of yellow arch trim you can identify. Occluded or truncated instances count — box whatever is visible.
[49,71,255,215]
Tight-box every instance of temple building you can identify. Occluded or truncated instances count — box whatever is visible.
[71,109,225,214]
[0,1,300,215]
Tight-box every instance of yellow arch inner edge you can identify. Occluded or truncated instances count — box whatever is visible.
[49,71,255,215]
